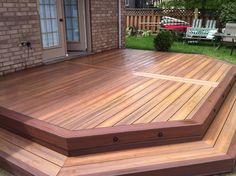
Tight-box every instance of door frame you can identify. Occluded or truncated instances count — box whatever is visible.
[38,0,92,62]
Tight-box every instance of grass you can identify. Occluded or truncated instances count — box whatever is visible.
[126,35,236,64]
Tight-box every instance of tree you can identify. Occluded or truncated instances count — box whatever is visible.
[220,2,236,26]
[161,0,236,10]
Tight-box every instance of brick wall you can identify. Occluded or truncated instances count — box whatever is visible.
[0,0,42,76]
[120,0,126,49]
[0,0,126,75]
[90,0,126,53]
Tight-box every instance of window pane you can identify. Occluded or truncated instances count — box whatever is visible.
[53,33,59,45]
[64,0,71,5]
[46,19,52,32]
[71,0,77,5]
[45,5,50,17]
[44,0,50,4]
[40,19,47,33]
[66,18,72,29]
[39,0,59,48]
[47,33,53,47]
[50,5,57,18]
[51,19,58,32]
[72,18,78,29]
[65,6,71,17]
[42,34,48,48]
[73,30,79,41]
[64,0,80,42]
[50,0,56,5]
[67,30,73,41]
[40,5,45,18]
[72,5,78,17]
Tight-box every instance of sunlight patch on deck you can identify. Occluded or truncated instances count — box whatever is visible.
[133,71,219,87]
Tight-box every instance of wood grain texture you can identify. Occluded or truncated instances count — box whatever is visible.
[0,49,235,156]
[0,50,236,175]
[0,49,232,130]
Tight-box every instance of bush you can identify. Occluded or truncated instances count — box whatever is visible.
[220,2,236,27]
[153,31,174,51]
[142,30,152,37]
[126,26,139,37]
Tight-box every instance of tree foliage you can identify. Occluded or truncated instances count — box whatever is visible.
[160,0,236,10]
[220,2,236,26]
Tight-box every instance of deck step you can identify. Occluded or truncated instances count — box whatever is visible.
[1,82,236,176]
[0,63,235,156]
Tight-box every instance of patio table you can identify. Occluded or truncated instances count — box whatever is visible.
[214,33,236,55]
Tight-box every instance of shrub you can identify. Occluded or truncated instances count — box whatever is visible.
[142,30,152,37]
[126,26,139,37]
[220,2,236,27]
[153,31,174,51]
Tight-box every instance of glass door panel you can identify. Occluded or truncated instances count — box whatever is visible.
[64,0,80,42]
[39,0,60,48]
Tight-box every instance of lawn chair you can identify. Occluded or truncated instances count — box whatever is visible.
[184,19,218,43]
[205,20,216,29]
[222,23,236,55]
[222,23,236,42]
[192,19,202,28]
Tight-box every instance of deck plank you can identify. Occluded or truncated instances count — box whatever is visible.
[0,139,62,176]
[0,49,232,130]
[203,86,236,146]
[94,81,182,128]
[0,128,66,167]
[58,148,224,176]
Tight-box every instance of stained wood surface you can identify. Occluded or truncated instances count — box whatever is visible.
[0,49,232,130]
[0,53,236,175]
[1,82,236,176]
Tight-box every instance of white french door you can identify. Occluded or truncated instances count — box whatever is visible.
[39,0,67,61]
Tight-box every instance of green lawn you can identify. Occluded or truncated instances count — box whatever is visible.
[126,36,236,64]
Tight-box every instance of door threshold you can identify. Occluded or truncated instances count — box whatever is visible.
[43,51,91,65]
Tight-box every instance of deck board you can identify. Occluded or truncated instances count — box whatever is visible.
[0,50,236,175]
[0,128,66,167]
[0,49,233,131]
[0,139,62,176]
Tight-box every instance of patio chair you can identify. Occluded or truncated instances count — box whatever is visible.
[184,19,218,43]
[192,19,202,28]
[222,23,236,42]
[205,20,216,29]
[222,23,236,55]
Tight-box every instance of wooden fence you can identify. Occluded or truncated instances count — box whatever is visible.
[126,9,219,32]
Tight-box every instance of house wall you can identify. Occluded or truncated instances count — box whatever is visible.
[90,0,126,53]
[0,0,126,75]
[0,0,42,76]
[121,0,126,49]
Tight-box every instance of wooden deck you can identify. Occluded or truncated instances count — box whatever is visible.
[1,78,236,176]
[0,49,236,156]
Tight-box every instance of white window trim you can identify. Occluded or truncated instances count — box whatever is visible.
[125,0,129,7]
